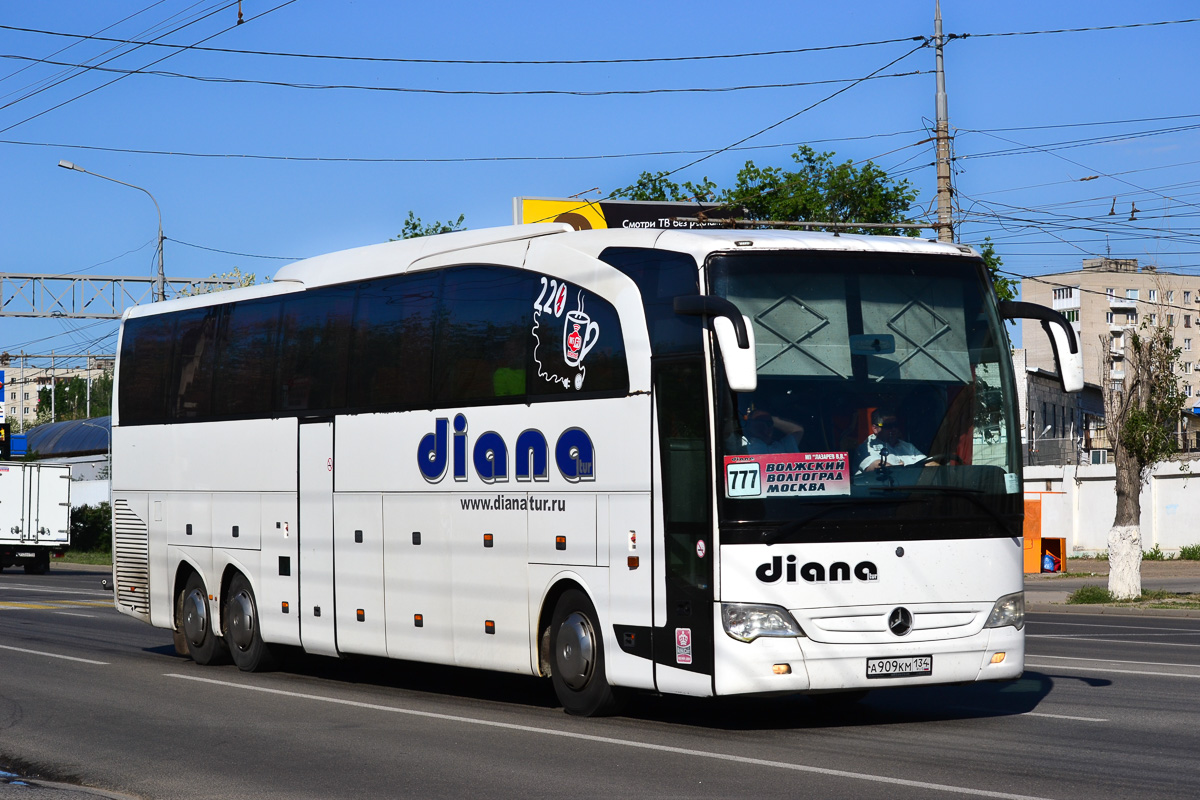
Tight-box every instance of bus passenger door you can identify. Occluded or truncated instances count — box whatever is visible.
[298,419,338,657]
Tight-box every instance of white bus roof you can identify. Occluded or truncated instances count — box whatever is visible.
[123,224,980,319]
[271,225,978,290]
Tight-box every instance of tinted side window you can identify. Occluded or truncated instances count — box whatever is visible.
[598,247,703,355]
[169,307,220,420]
[433,267,534,405]
[277,287,354,412]
[213,297,281,417]
[527,277,628,397]
[118,314,175,424]
[349,273,437,410]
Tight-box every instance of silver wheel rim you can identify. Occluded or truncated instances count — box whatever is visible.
[182,589,209,647]
[555,611,596,691]
[228,590,256,652]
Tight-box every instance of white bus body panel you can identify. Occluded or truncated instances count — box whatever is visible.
[714,537,1024,696]
[299,421,338,657]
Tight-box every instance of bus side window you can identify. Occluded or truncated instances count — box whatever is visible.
[277,287,354,413]
[213,297,281,417]
[169,307,219,420]
[118,314,176,424]
[348,274,437,410]
[432,266,534,406]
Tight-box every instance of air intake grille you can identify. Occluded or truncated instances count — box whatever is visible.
[113,499,150,617]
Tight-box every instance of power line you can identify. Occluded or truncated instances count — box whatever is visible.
[0,1,297,135]
[0,53,927,96]
[948,18,1200,40]
[0,25,927,66]
[167,237,302,260]
[0,128,925,163]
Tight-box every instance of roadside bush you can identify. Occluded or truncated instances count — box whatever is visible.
[1144,543,1173,561]
[1179,544,1200,561]
[1067,585,1115,604]
[70,503,111,553]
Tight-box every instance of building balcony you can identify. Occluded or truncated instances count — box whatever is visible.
[1110,368,1126,380]
[1109,295,1138,309]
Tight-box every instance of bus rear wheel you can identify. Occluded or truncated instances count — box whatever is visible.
[177,572,226,665]
[223,574,277,672]
[549,589,622,716]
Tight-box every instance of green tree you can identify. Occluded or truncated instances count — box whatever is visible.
[395,211,466,240]
[177,266,265,297]
[1103,322,1187,598]
[612,146,919,237]
[34,371,112,426]
[70,502,112,554]
[977,237,1017,303]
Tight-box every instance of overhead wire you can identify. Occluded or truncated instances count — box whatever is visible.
[0,25,927,66]
[0,1,299,135]
[0,53,928,96]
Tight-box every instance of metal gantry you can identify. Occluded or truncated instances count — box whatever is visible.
[0,274,237,319]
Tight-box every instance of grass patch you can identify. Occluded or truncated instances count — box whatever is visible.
[1067,585,1200,608]
[1180,543,1200,561]
[1067,585,1115,604]
[58,550,112,566]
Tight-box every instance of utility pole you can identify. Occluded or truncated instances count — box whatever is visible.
[934,0,954,243]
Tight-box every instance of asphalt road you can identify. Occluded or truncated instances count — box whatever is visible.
[3,567,1199,800]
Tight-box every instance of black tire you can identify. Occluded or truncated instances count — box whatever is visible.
[549,589,622,716]
[176,572,226,665]
[223,573,277,672]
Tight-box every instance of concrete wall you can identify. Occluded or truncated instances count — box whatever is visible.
[1025,461,1200,555]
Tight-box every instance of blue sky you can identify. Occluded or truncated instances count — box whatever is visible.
[2,0,1199,361]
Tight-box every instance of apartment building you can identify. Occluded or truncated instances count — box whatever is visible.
[1,355,114,431]
[1021,257,1200,410]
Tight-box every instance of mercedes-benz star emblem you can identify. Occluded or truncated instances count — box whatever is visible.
[887,607,913,636]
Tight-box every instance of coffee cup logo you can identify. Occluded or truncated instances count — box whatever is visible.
[563,308,599,368]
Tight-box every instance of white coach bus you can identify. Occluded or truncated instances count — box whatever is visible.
[111,223,1080,715]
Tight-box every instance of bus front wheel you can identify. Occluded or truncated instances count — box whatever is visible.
[549,589,622,716]
[223,574,277,672]
[177,573,226,665]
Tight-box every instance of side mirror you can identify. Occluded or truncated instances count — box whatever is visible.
[674,295,758,393]
[999,300,1083,393]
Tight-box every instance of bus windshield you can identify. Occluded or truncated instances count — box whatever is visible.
[709,250,1022,540]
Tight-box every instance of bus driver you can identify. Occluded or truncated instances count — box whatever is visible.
[854,408,936,473]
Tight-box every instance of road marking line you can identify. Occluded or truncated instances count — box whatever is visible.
[0,602,61,610]
[1030,620,1200,632]
[0,584,112,597]
[1029,632,1200,639]
[1028,654,1200,670]
[1026,662,1200,679]
[0,644,108,665]
[165,673,1057,800]
[54,612,97,619]
[953,706,1106,723]
[1028,636,1200,649]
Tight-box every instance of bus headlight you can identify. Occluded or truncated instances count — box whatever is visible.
[984,591,1025,631]
[721,603,806,642]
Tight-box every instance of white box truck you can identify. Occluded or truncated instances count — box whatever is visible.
[0,462,71,574]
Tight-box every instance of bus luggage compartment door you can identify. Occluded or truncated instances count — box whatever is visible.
[299,420,339,657]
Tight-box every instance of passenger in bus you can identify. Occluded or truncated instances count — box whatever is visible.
[854,408,935,473]
[739,409,805,454]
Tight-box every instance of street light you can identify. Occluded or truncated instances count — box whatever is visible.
[58,160,166,302]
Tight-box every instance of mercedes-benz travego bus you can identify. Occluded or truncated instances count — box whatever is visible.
[110,224,1080,715]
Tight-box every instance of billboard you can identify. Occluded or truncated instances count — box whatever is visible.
[514,197,739,231]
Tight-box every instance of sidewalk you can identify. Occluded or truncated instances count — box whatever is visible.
[1025,558,1200,615]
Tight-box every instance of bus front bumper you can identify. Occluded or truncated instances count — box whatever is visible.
[712,612,1024,697]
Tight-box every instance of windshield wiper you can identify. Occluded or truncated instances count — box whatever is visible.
[865,485,1016,531]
